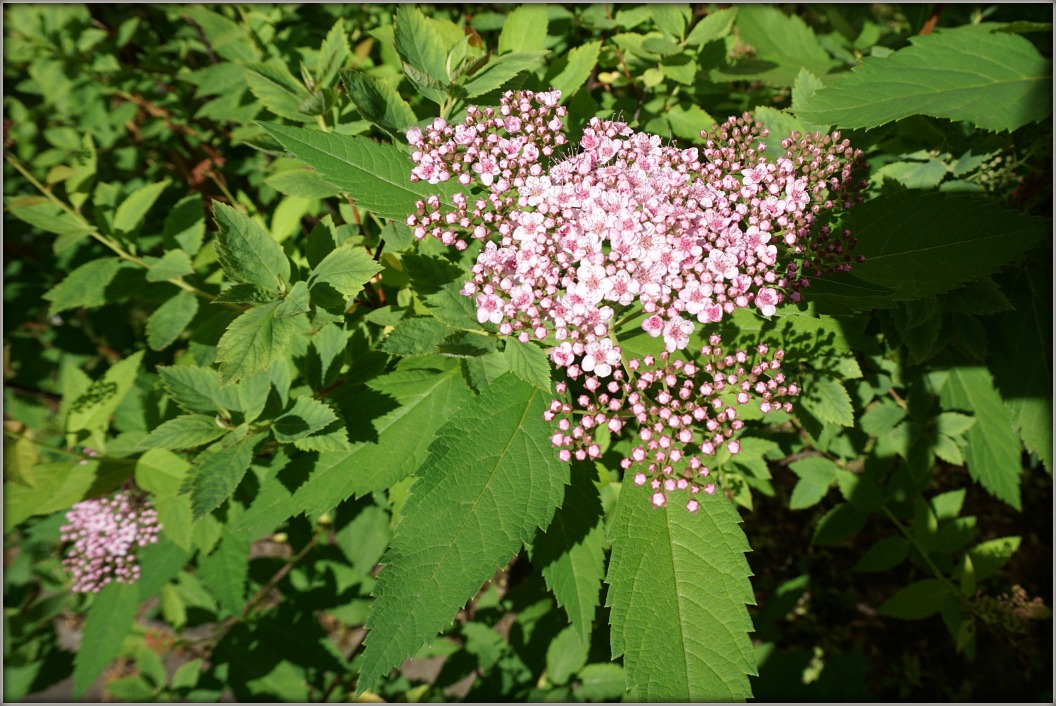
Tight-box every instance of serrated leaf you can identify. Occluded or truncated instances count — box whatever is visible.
[826,192,1050,303]
[381,317,458,356]
[503,340,552,390]
[44,257,129,316]
[941,277,1013,315]
[260,122,465,221]
[317,18,351,87]
[234,366,472,537]
[529,465,605,644]
[795,27,1052,132]
[246,62,312,121]
[341,69,417,133]
[212,202,290,292]
[215,300,302,385]
[788,456,839,509]
[140,415,228,450]
[3,435,39,488]
[264,169,342,199]
[498,5,549,54]
[356,374,567,694]
[158,365,239,415]
[113,180,169,235]
[72,581,139,697]
[272,397,338,443]
[146,290,199,351]
[801,377,854,427]
[733,5,837,85]
[607,482,755,701]
[187,435,258,519]
[66,351,145,443]
[197,532,250,616]
[940,367,1022,510]
[394,6,450,90]
[853,536,910,573]
[877,579,952,619]
[146,249,195,282]
[309,244,383,298]
[214,283,275,304]
[461,51,547,99]
[548,40,601,102]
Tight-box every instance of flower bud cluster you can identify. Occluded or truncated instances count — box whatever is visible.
[545,334,796,512]
[60,482,161,593]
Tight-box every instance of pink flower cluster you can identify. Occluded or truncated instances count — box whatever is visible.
[545,335,796,511]
[60,483,161,593]
[405,89,866,510]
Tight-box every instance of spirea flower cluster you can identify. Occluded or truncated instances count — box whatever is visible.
[406,89,867,510]
[60,482,161,593]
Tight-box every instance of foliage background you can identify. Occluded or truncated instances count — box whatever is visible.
[3,3,1052,702]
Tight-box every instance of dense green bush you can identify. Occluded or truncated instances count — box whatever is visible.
[3,4,1051,702]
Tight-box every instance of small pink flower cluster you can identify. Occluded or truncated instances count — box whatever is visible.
[545,335,796,511]
[405,90,865,510]
[60,482,161,593]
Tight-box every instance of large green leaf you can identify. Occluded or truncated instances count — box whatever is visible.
[497,5,549,54]
[215,300,304,385]
[198,532,250,616]
[795,26,1052,132]
[461,51,547,99]
[356,374,568,694]
[212,202,291,292]
[721,5,836,86]
[72,582,140,697]
[940,367,1023,510]
[187,435,260,519]
[260,122,464,221]
[528,465,606,645]
[233,365,472,537]
[827,191,1051,304]
[393,4,450,102]
[607,482,756,701]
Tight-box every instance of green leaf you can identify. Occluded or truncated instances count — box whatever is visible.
[685,8,737,46]
[940,367,1022,510]
[245,62,312,121]
[651,4,690,41]
[547,626,589,686]
[66,351,145,444]
[529,465,606,645]
[215,300,302,385]
[159,365,239,415]
[859,401,906,437]
[853,536,910,573]
[164,195,206,255]
[812,502,867,545]
[966,535,1021,582]
[140,414,228,450]
[187,435,258,519]
[272,397,339,443]
[341,69,417,133]
[212,201,290,292]
[935,412,976,437]
[800,377,854,427]
[795,27,1052,132]
[498,5,549,54]
[548,40,602,102]
[197,532,250,616]
[146,249,194,283]
[503,340,552,390]
[113,180,169,235]
[877,579,952,619]
[44,257,128,316]
[3,435,38,488]
[234,366,472,537]
[6,195,93,241]
[135,449,194,551]
[72,582,139,697]
[381,317,458,356]
[317,18,351,87]
[462,52,548,99]
[874,159,948,189]
[260,122,464,222]
[732,5,837,85]
[788,457,839,509]
[393,5,450,102]
[356,374,567,694]
[264,169,342,199]
[146,290,199,351]
[575,663,628,701]
[309,244,383,298]
[214,283,275,305]
[607,482,755,701]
